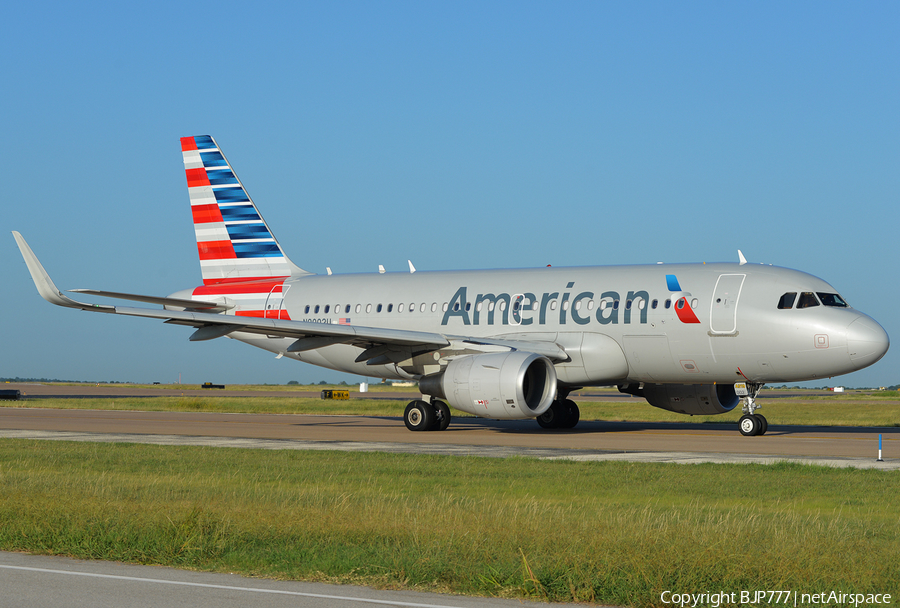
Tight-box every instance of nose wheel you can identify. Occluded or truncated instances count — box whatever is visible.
[737,382,767,436]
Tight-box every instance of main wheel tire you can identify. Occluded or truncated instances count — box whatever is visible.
[434,400,451,431]
[404,400,435,431]
[560,399,580,429]
[754,414,768,436]
[739,414,760,436]
[537,400,564,429]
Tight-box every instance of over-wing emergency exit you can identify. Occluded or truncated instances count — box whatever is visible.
[13,135,889,436]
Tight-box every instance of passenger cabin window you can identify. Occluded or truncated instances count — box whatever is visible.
[777,293,797,309]
[818,293,849,307]
[796,292,819,309]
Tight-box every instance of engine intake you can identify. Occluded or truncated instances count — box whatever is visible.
[619,383,739,416]
[419,352,557,420]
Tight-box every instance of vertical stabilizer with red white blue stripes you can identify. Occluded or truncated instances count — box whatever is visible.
[181,135,311,285]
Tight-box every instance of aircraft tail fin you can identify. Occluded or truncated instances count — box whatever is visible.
[180,135,312,285]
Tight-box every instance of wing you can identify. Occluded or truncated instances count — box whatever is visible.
[13,232,568,366]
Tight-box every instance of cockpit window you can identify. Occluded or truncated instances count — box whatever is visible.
[777,292,797,309]
[817,292,849,308]
[796,292,820,309]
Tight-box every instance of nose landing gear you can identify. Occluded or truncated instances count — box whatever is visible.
[736,382,767,436]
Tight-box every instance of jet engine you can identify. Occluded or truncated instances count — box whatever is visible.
[619,383,739,416]
[419,351,557,420]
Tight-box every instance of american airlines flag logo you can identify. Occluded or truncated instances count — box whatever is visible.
[338,318,351,325]
[666,274,701,324]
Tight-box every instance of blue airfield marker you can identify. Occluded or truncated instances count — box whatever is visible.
[877,434,883,462]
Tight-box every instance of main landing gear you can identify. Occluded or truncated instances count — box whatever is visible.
[404,399,451,432]
[536,392,580,430]
[737,382,768,436]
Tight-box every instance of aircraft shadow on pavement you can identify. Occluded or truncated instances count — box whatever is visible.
[445,417,897,437]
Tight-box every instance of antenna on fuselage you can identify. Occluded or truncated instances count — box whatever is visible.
[738,250,747,265]
[408,260,416,273]
[378,265,386,274]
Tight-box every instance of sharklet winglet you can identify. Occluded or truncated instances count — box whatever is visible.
[12,231,114,311]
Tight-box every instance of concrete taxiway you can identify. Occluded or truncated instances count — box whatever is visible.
[0,407,896,469]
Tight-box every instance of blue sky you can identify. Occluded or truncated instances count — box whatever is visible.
[3,1,897,387]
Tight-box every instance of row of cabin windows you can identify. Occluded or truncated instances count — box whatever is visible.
[303,297,700,316]
[777,292,849,310]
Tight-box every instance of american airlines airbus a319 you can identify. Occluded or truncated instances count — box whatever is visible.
[13,135,890,436]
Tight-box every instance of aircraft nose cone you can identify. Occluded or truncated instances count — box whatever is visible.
[847,315,889,368]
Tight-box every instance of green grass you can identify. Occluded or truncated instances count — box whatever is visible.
[0,439,898,606]
[7,392,900,427]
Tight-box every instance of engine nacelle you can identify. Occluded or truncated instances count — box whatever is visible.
[619,382,739,416]
[419,352,557,420]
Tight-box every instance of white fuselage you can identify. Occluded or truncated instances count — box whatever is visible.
[217,262,887,386]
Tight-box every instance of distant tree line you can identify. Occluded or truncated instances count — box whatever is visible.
[1,377,133,384]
